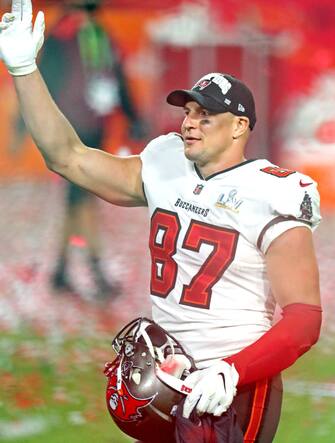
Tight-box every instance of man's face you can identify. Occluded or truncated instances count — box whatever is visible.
[181,101,236,167]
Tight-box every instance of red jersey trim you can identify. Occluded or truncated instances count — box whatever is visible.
[244,379,269,442]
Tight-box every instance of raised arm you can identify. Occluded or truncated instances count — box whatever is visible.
[0,0,145,207]
[14,72,145,206]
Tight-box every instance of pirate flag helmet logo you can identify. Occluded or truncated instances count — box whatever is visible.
[105,359,156,422]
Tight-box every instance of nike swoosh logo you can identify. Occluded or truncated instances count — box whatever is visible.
[300,180,313,187]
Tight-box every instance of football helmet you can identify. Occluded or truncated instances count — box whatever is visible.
[104,317,195,441]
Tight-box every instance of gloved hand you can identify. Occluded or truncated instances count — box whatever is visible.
[182,361,239,419]
[0,0,45,76]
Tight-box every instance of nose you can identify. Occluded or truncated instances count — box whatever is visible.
[183,113,197,130]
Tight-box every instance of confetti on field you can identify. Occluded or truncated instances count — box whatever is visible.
[0,416,51,439]
[0,180,151,337]
[285,380,335,398]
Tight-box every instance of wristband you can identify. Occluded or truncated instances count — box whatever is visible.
[8,61,37,76]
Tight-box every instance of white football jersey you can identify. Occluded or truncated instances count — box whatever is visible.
[140,133,321,369]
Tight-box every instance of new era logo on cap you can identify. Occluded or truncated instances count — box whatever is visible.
[166,72,257,130]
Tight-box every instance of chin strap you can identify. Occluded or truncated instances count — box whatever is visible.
[116,353,124,395]
[156,364,193,395]
[156,354,193,394]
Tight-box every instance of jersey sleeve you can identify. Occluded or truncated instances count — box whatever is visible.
[139,135,163,167]
[257,172,321,254]
[140,132,184,184]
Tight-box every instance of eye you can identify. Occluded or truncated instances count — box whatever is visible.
[200,109,210,117]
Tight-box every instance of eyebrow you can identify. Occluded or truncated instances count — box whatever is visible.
[183,103,206,112]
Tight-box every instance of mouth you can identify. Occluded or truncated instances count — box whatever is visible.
[184,136,201,145]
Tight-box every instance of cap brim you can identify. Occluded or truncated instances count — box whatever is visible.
[166,89,227,113]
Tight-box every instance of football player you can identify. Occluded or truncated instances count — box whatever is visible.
[0,2,322,442]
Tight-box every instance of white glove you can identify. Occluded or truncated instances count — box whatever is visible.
[0,0,45,76]
[182,361,239,419]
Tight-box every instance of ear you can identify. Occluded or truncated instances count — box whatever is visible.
[233,116,250,139]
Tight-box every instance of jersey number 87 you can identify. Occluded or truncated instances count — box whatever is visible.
[149,209,239,309]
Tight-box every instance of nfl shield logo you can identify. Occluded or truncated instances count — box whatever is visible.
[193,184,204,195]
[195,79,211,90]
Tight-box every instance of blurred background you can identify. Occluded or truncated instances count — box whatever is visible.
[0,0,334,442]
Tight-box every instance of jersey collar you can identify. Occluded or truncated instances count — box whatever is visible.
[194,159,257,181]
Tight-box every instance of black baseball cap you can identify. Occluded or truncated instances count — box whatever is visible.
[166,72,256,130]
